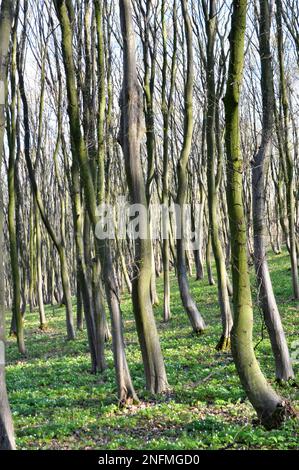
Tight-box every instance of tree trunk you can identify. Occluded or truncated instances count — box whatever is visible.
[76,281,83,331]
[17,7,76,340]
[204,0,233,351]
[0,0,16,450]
[252,0,294,381]
[161,0,177,321]
[276,0,299,300]
[118,0,168,393]
[35,206,47,329]
[206,230,215,286]
[7,2,25,354]
[176,0,206,334]
[54,0,137,402]
[224,0,295,429]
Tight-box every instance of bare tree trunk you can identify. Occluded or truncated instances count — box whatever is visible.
[224,0,295,429]
[0,0,16,450]
[35,205,47,329]
[252,0,294,381]
[276,0,299,300]
[118,0,168,393]
[204,0,233,351]
[176,0,206,334]
[17,2,76,340]
[161,0,177,321]
[54,0,137,402]
[206,229,215,286]
[7,0,25,354]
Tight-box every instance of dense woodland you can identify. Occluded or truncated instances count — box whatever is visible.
[0,0,298,450]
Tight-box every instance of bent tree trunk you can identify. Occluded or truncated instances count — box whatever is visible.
[0,0,16,450]
[252,0,294,381]
[224,0,295,429]
[176,0,205,334]
[118,0,168,393]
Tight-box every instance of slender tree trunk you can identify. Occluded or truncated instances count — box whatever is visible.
[0,0,16,450]
[161,0,177,321]
[206,229,215,286]
[224,0,295,429]
[29,200,36,312]
[76,281,83,331]
[118,0,168,393]
[7,1,25,354]
[193,189,205,280]
[71,160,100,372]
[252,0,294,381]
[115,232,132,294]
[140,1,159,308]
[58,245,75,340]
[17,6,76,340]
[99,240,139,404]
[54,0,137,402]
[35,206,47,329]
[176,0,206,334]
[204,0,233,351]
[276,0,299,300]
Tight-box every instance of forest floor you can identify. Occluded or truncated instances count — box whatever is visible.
[5,250,299,450]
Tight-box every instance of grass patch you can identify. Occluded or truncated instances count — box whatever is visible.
[5,250,299,449]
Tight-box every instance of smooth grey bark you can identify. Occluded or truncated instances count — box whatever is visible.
[275,0,299,300]
[17,4,76,340]
[35,204,47,329]
[224,0,295,429]
[54,0,137,403]
[252,0,294,381]
[118,0,168,393]
[176,0,206,334]
[204,0,233,350]
[0,0,16,450]
[6,1,25,354]
[161,0,177,321]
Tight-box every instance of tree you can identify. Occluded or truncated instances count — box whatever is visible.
[275,0,299,300]
[203,0,233,350]
[0,0,16,450]
[6,0,25,354]
[175,0,206,334]
[118,0,168,394]
[251,0,294,381]
[161,0,177,322]
[224,0,295,429]
[54,0,138,404]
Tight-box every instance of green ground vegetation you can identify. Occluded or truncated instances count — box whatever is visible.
[5,250,299,449]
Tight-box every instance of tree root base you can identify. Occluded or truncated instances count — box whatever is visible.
[216,335,231,352]
[118,394,140,408]
[192,328,205,336]
[275,377,297,387]
[163,313,171,323]
[260,401,297,430]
